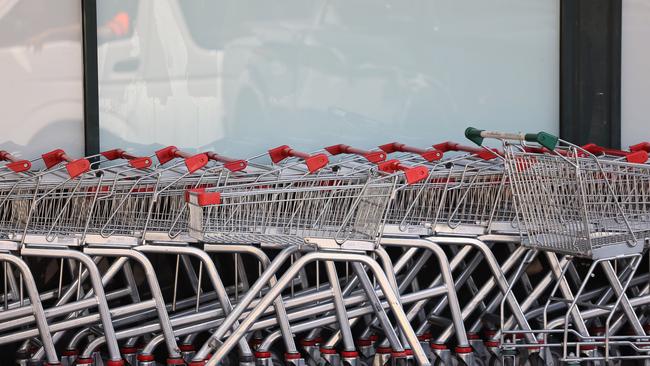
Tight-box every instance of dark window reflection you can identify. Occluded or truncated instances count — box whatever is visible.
[97,0,139,44]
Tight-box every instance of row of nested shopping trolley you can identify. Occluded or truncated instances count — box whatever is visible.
[0,127,650,366]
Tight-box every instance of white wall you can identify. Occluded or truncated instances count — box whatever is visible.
[98,0,559,157]
[622,0,650,148]
[0,0,85,161]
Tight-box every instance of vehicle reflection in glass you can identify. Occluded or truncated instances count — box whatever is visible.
[0,0,84,160]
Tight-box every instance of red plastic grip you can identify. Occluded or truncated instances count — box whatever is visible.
[206,152,247,172]
[165,357,186,365]
[129,157,152,169]
[101,148,136,161]
[0,150,19,162]
[630,142,650,152]
[137,354,155,362]
[376,347,392,354]
[156,146,177,164]
[0,151,29,172]
[186,188,221,206]
[284,353,302,360]
[268,145,293,163]
[155,146,192,164]
[74,358,94,365]
[6,160,31,173]
[583,143,648,163]
[65,159,90,178]
[324,144,386,163]
[355,339,372,347]
[433,141,499,160]
[42,149,72,168]
[340,351,359,358]
[99,149,152,169]
[62,349,78,356]
[378,159,429,185]
[626,150,648,163]
[378,142,442,162]
[268,145,329,173]
[182,153,208,173]
[430,343,447,350]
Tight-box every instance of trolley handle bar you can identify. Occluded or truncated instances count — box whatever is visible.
[378,142,442,162]
[324,144,386,163]
[432,141,499,160]
[465,127,558,151]
[268,145,329,173]
[155,146,208,173]
[377,159,429,185]
[0,150,31,173]
[100,148,152,169]
[628,142,650,163]
[41,149,90,178]
[205,152,248,172]
[581,143,648,163]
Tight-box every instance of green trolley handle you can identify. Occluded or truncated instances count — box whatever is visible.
[465,127,558,151]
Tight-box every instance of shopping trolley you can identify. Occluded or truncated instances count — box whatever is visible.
[185,163,441,366]
[464,127,650,364]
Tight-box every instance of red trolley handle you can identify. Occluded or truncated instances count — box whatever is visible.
[268,145,329,173]
[378,142,443,162]
[155,146,209,173]
[41,149,90,178]
[205,152,248,172]
[582,143,648,163]
[432,141,500,160]
[377,159,429,185]
[100,148,152,170]
[0,150,31,173]
[324,144,386,164]
[630,142,650,153]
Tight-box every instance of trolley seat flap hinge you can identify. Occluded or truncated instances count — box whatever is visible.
[42,148,68,168]
[377,159,429,184]
[66,158,90,178]
[155,145,179,164]
[185,153,209,173]
[6,160,31,173]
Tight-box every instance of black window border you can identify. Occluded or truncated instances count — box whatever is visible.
[82,0,100,156]
[81,0,623,152]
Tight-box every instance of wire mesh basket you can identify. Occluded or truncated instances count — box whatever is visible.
[187,176,396,245]
[504,142,650,259]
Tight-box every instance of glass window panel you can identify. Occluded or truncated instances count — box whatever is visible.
[622,0,650,148]
[0,0,84,160]
[98,0,559,157]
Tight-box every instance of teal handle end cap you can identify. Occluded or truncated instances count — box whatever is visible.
[465,127,484,146]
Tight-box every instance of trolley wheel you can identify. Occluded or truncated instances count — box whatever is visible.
[487,355,502,366]
[357,359,370,366]
[433,356,474,366]
[591,348,621,366]
[522,353,545,366]
[270,352,283,366]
